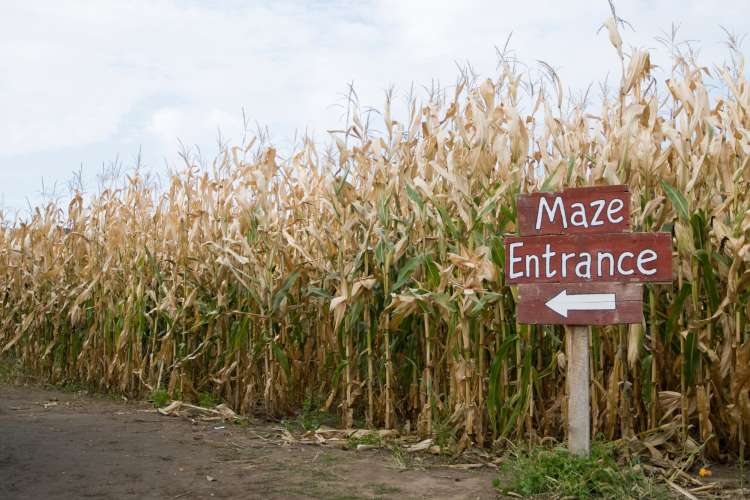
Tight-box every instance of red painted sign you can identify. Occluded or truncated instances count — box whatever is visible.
[504,233,672,284]
[517,185,630,236]
[516,283,643,325]
[507,185,672,325]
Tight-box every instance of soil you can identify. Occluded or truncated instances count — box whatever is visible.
[0,382,498,499]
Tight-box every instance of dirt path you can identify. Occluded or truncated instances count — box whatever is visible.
[0,383,498,499]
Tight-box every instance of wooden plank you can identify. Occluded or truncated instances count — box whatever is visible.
[504,232,672,284]
[517,185,630,236]
[517,283,643,325]
[566,325,590,456]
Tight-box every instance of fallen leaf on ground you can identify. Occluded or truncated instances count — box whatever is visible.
[406,439,433,452]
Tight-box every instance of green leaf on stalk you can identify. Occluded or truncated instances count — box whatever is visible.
[683,330,699,386]
[659,179,689,221]
[665,283,691,346]
[641,354,653,404]
[272,271,300,313]
[306,287,332,300]
[435,204,460,239]
[431,292,458,314]
[468,292,503,317]
[271,342,291,378]
[540,163,563,192]
[405,184,424,211]
[423,255,440,289]
[695,250,720,312]
[393,256,424,291]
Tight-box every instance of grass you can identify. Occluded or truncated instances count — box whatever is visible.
[432,417,458,451]
[149,389,170,407]
[370,483,401,495]
[233,417,250,427]
[51,381,89,393]
[318,451,339,465]
[494,442,667,499]
[198,391,216,408]
[346,432,383,450]
[283,396,339,432]
[387,444,414,470]
[0,358,17,383]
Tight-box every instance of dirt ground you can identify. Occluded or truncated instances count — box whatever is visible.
[0,383,498,499]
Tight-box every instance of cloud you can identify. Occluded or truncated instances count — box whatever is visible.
[0,0,747,211]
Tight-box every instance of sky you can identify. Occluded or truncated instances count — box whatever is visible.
[1,0,747,215]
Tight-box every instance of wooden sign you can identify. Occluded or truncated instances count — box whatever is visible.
[516,283,643,325]
[504,233,672,284]
[505,184,674,457]
[517,185,630,236]
[506,185,672,324]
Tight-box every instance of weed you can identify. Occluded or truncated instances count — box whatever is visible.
[346,432,382,450]
[0,358,17,383]
[318,451,338,464]
[495,442,667,499]
[388,444,414,469]
[370,483,401,495]
[233,417,249,427]
[149,389,170,407]
[283,396,338,432]
[198,391,216,408]
[432,417,457,451]
[53,381,87,393]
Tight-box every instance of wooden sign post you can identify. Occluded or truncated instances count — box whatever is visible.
[505,185,672,456]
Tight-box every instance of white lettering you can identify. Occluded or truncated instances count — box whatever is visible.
[575,252,592,279]
[561,252,575,278]
[525,254,540,278]
[508,242,524,279]
[637,249,658,275]
[607,198,625,224]
[597,252,615,277]
[617,251,634,275]
[590,199,606,226]
[569,202,588,228]
[507,241,660,281]
[542,244,557,277]
[535,196,567,231]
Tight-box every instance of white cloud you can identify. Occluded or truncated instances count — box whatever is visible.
[0,0,747,212]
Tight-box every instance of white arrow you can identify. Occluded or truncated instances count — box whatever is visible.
[545,289,616,317]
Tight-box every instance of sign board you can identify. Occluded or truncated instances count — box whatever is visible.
[504,233,672,284]
[505,185,672,325]
[516,283,643,325]
[505,185,673,457]
[517,184,630,236]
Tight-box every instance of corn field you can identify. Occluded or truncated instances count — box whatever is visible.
[1,29,749,461]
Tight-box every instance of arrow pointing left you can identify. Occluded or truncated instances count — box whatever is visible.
[545,289,616,317]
